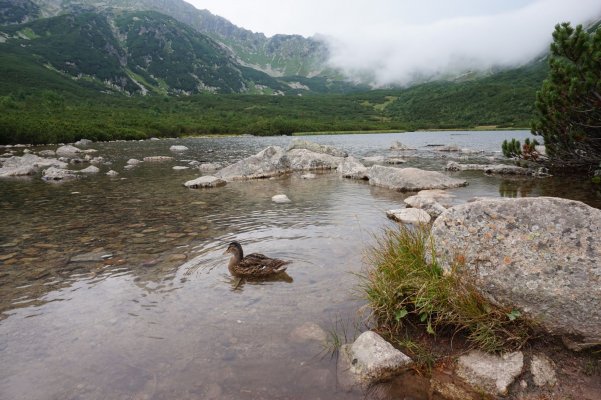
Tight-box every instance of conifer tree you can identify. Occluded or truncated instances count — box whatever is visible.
[532,22,601,171]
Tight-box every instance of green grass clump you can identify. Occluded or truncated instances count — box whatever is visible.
[362,225,534,353]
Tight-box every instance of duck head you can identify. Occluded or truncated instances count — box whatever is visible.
[224,241,243,258]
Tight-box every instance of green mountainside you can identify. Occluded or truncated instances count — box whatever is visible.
[27,0,331,78]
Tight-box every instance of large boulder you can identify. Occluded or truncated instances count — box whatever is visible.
[366,165,467,192]
[216,146,289,181]
[431,197,601,349]
[287,139,347,157]
[337,331,413,391]
[287,148,343,170]
[337,156,368,179]
[0,154,67,177]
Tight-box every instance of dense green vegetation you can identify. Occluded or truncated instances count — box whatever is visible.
[532,22,601,171]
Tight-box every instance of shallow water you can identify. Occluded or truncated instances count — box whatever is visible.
[1,131,599,399]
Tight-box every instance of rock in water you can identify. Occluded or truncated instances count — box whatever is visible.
[366,165,467,192]
[431,197,601,350]
[184,176,226,189]
[337,331,413,391]
[170,145,189,152]
[287,149,343,170]
[42,167,78,181]
[215,146,289,181]
[386,208,431,224]
[272,194,291,203]
[337,156,368,180]
[287,139,348,157]
[56,145,82,158]
[79,165,100,174]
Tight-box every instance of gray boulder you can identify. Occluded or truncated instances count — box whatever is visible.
[271,194,291,203]
[56,145,82,158]
[170,145,189,152]
[127,158,142,165]
[366,165,468,192]
[431,197,601,349]
[456,350,523,396]
[337,331,413,391]
[74,139,93,146]
[337,156,368,180]
[38,150,56,157]
[216,146,289,181]
[42,167,78,181]
[287,139,347,157]
[184,176,226,189]
[0,154,67,177]
[530,354,557,387]
[79,165,100,174]
[287,148,343,170]
[197,162,222,172]
[106,170,119,177]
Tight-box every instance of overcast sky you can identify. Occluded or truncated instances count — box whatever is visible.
[185,0,601,84]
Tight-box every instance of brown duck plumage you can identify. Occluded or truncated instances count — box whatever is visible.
[224,241,291,277]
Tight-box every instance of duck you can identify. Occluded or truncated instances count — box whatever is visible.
[224,241,291,277]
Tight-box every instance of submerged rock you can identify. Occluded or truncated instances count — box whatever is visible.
[386,208,431,224]
[337,331,413,391]
[287,139,348,157]
[170,145,189,152]
[301,173,316,179]
[445,161,544,176]
[184,176,226,189]
[366,165,468,192]
[216,146,289,181]
[289,322,327,343]
[390,141,414,151]
[431,197,601,350]
[456,350,523,396]
[143,156,173,162]
[385,157,406,164]
[172,166,189,171]
[197,162,222,172]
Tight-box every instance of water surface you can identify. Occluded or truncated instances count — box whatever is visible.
[1,131,599,399]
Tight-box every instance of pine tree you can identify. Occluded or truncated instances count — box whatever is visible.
[531,22,601,171]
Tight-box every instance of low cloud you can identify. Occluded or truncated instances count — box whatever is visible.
[323,0,601,86]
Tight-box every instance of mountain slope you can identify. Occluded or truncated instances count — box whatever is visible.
[29,0,330,78]
[0,10,298,94]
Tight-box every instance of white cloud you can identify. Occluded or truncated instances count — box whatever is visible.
[325,0,601,85]
[185,0,601,85]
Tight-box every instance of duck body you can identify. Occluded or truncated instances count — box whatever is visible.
[225,241,291,277]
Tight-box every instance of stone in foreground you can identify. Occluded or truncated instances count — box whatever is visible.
[184,176,226,189]
[42,167,78,181]
[337,331,413,391]
[367,165,467,192]
[431,197,601,350]
[456,350,523,396]
[386,208,431,224]
[530,354,557,387]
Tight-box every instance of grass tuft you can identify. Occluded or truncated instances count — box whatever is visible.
[361,225,535,353]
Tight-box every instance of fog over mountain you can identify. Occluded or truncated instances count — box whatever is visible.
[187,0,601,85]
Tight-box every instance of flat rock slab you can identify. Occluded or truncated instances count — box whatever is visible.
[367,165,467,192]
[445,161,535,175]
[287,148,343,170]
[386,208,431,224]
[456,350,523,396]
[431,197,601,349]
[337,331,413,391]
[184,176,226,189]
